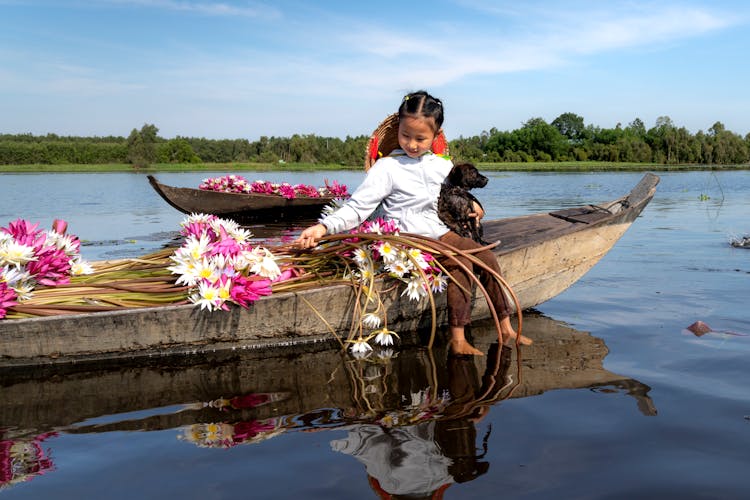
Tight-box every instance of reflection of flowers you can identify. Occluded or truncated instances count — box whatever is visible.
[199,175,349,199]
[179,419,284,449]
[0,432,56,489]
[1,219,92,319]
[375,389,452,428]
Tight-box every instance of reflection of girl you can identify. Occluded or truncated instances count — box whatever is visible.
[331,422,454,498]
[330,344,513,498]
[296,91,530,354]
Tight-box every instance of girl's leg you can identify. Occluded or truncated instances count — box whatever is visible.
[440,233,481,355]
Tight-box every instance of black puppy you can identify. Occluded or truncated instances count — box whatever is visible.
[438,163,490,244]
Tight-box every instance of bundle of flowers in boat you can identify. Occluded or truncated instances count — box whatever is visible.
[199,174,350,199]
[0,219,93,318]
[166,213,296,311]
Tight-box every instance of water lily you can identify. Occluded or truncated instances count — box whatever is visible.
[0,240,37,267]
[401,276,427,301]
[70,257,94,276]
[348,337,373,356]
[362,312,381,329]
[0,280,17,319]
[247,247,281,280]
[377,241,400,264]
[373,327,399,346]
[429,272,448,293]
[191,280,224,311]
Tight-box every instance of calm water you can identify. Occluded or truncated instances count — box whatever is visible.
[1,170,749,499]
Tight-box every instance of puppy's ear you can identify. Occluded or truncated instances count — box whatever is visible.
[447,164,462,186]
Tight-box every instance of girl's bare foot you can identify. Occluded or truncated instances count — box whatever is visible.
[449,326,484,356]
[499,316,533,345]
[450,338,484,356]
[502,330,533,346]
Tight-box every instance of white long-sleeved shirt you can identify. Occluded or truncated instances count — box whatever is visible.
[320,150,452,239]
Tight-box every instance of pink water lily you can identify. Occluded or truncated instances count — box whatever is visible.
[199,175,349,199]
[209,225,243,258]
[0,219,90,308]
[230,276,272,308]
[0,281,18,319]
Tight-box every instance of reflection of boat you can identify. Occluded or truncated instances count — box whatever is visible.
[0,314,655,442]
[0,314,655,494]
[0,174,659,366]
[147,175,337,223]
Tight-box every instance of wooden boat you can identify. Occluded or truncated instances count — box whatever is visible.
[147,174,338,223]
[0,173,660,367]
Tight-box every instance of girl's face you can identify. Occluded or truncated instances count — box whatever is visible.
[398,115,439,158]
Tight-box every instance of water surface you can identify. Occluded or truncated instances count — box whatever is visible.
[1,170,749,498]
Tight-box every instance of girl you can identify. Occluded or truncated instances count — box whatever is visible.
[295,91,531,354]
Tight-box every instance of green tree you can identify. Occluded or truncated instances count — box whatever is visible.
[159,138,201,163]
[126,123,159,167]
[551,112,586,144]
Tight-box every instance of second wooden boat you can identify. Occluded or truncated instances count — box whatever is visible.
[147,175,338,223]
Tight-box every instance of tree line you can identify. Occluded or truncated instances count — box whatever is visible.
[1,113,748,167]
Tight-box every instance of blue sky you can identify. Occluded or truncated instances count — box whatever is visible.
[2,0,749,140]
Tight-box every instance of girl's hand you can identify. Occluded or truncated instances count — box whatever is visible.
[469,201,485,220]
[295,223,327,249]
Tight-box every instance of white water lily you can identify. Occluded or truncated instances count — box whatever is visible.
[70,257,94,276]
[348,338,373,356]
[0,241,37,267]
[352,247,369,265]
[248,247,281,279]
[429,273,448,293]
[184,213,215,225]
[377,241,397,262]
[184,233,211,261]
[385,257,412,278]
[362,312,381,329]
[1,266,34,300]
[190,281,222,311]
[407,247,430,270]
[401,276,427,301]
[373,328,399,346]
[46,231,79,256]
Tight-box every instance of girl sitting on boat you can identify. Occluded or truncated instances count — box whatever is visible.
[295,90,531,355]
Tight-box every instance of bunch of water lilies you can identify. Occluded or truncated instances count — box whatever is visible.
[317,218,448,357]
[166,213,296,311]
[0,218,93,319]
[198,174,350,199]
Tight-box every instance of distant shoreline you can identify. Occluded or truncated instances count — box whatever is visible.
[0,161,748,173]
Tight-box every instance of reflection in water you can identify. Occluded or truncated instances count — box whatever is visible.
[0,431,56,490]
[0,313,656,493]
[331,344,514,498]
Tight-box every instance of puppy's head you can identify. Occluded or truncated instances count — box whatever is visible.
[447,163,488,189]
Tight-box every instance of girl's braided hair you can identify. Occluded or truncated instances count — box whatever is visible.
[398,90,444,131]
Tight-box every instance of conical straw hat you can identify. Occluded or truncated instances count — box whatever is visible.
[364,113,449,171]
